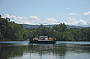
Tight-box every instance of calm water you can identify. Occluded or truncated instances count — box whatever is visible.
[0,41,90,59]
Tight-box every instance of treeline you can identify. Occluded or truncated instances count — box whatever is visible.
[0,15,90,41]
[0,15,25,41]
[27,23,90,41]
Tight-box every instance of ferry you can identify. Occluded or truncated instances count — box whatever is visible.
[31,36,56,44]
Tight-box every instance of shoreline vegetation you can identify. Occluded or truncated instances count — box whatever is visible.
[0,15,90,41]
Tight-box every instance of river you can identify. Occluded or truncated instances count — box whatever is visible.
[0,41,90,59]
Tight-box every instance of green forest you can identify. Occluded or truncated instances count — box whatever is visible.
[0,15,90,41]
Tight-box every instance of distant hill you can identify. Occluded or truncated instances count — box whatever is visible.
[22,24,53,29]
[22,24,88,29]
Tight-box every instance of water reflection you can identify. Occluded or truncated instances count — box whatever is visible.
[28,44,66,59]
[0,45,28,59]
[0,44,90,59]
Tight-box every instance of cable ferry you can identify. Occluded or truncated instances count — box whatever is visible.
[31,36,56,44]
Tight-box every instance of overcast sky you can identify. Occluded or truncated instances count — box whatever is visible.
[0,0,90,25]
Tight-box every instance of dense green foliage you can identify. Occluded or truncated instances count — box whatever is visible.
[0,15,90,41]
[0,15,24,41]
[28,24,90,41]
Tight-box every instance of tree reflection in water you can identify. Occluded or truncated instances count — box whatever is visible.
[28,44,67,59]
[0,44,90,59]
[0,45,28,59]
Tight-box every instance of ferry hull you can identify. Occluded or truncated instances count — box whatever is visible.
[30,40,56,44]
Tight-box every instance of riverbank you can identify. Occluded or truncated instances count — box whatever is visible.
[0,41,90,45]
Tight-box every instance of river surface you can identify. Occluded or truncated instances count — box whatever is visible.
[0,41,90,59]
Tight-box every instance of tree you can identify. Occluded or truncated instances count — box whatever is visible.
[0,15,1,18]
[0,15,23,41]
[53,23,67,32]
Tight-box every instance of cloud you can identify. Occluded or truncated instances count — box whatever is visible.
[2,14,60,25]
[83,11,90,15]
[78,19,88,25]
[2,14,39,24]
[29,16,40,20]
[42,18,60,25]
[2,14,89,25]
[65,8,71,10]
[64,17,78,25]
[68,13,77,15]
[64,17,88,25]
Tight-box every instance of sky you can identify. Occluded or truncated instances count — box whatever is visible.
[0,0,90,26]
